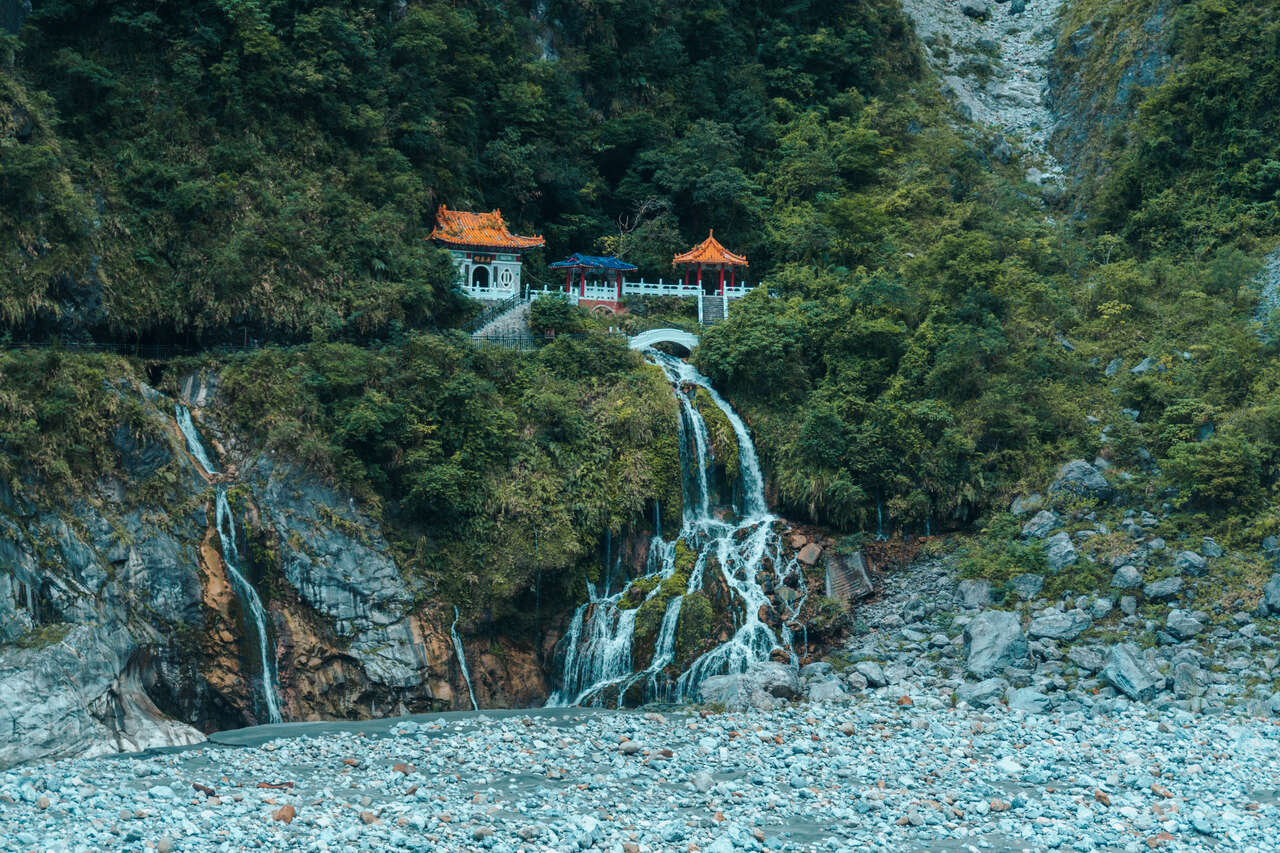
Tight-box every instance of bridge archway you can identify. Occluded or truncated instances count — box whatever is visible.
[628,328,700,355]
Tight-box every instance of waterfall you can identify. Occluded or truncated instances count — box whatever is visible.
[176,403,283,724]
[450,606,479,711]
[215,490,283,724]
[548,351,806,708]
[175,404,218,475]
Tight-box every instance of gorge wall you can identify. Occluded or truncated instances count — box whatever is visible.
[0,371,551,768]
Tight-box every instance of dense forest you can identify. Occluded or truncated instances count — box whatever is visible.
[2,0,1280,607]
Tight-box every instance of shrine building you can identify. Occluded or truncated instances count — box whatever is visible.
[430,205,544,300]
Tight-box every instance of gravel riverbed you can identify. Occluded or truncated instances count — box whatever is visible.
[4,696,1278,852]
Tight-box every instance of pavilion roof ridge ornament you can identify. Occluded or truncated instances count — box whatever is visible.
[430,204,545,251]
[672,230,748,267]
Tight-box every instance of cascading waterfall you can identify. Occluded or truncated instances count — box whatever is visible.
[451,605,479,711]
[176,403,284,724]
[215,490,284,724]
[548,351,807,708]
[175,403,218,475]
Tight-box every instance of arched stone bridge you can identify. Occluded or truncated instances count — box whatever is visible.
[628,328,700,353]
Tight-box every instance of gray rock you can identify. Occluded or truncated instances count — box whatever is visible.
[0,623,205,769]
[1044,531,1078,572]
[1010,574,1044,601]
[991,136,1012,163]
[691,771,714,793]
[1021,510,1059,539]
[955,579,993,609]
[1130,356,1163,375]
[1008,687,1053,714]
[1166,609,1204,640]
[1101,644,1161,702]
[1049,459,1112,501]
[1173,551,1208,576]
[963,610,1028,678]
[1028,609,1092,641]
[1120,595,1137,616]
[843,671,868,692]
[1066,645,1105,673]
[1010,494,1043,516]
[1104,357,1123,377]
[1261,573,1280,615]
[807,679,849,703]
[960,0,991,19]
[1144,577,1183,600]
[1172,662,1208,698]
[957,677,1008,708]
[1201,537,1224,559]
[800,661,833,681]
[1111,565,1143,590]
[1090,598,1113,620]
[698,661,802,711]
[854,661,887,689]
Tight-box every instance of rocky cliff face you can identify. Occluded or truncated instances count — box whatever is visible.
[0,372,548,769]
[1046,0,1174,202]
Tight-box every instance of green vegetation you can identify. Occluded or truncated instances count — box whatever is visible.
[2,0,1279,624]
[215,331,681,620]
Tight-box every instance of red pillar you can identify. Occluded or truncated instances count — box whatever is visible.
[697,263,703,292]
[719,266,725,296]
[580,268,586,298]
[564,269,571,293]
[615,271,622,303]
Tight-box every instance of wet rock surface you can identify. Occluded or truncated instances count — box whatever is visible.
[3,698,1278,852]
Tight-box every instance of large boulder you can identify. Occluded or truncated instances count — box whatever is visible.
[1045,531,1078,572]
[1261,573,1280,615]
[853,660,887,688]
[1173,551,1208,576]
[955,579,993,609]
[1144,576,1183,601]
[1049,460,1112,501]
[957,677,1007,708]
[697,661,801,710]
[1028,609,1092,642]
[1165,609,1204,640]
[1008,687,1054,714]
[1020,510,1058,539]
[963,610,1028,678]
[1111,564,1143,590]
[1101,644,1161,702]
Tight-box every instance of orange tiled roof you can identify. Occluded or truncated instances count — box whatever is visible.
[672,230,748,267]
[430,205,545,251]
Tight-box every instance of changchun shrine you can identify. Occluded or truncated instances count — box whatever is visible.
[430,205,544,301]
[431,207,762,321]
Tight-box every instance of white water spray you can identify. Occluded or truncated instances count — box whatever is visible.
[451,606,479,711]
[548,351,806,707]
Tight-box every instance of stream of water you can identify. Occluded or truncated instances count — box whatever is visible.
[176,404,284,724]
[548,352,806,707]
[451,605,479,711]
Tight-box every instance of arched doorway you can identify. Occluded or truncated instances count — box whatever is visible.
[472,266,490,289]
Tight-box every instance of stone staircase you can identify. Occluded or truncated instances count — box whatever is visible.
[699,293,727,325]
